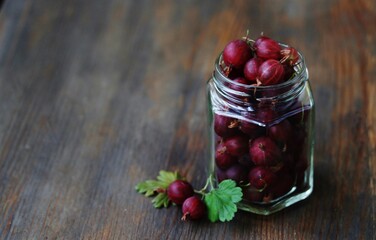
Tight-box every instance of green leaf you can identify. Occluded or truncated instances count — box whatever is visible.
[135,170,181,208]
[204,180,243,222]
[152,193,170,208]
[156,170,181,188]
[135,180,163,197]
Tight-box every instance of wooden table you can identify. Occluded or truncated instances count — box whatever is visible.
[0,0,375,239]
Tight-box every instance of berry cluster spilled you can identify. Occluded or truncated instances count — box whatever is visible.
[136,170,243,222]
[214,34,311,204]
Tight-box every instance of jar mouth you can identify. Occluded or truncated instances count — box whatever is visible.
[212,43,308,105]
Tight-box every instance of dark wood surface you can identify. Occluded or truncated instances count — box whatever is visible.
[0,0,375,239]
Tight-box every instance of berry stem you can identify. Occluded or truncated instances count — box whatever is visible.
[193,174,215,196]
[181,212,189,221]
[194,189,205,196]
[242,29,255,44]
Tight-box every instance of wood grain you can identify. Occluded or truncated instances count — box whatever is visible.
[0,0,375,239]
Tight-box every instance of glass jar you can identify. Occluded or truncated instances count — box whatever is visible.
[206,48,314,215]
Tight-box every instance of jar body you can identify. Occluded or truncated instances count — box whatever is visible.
[207,54,314,215]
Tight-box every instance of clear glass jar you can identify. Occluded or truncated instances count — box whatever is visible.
[207,49,314,215]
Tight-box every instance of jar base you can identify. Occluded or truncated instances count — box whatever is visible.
[237,183,313,215]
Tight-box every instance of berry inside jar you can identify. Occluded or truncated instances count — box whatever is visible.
[208,33,314,210]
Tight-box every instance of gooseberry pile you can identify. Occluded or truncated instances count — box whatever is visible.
[222,34,298,85]
[214,33,311,203]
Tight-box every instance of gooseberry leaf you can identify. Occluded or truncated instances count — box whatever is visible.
[204,180,243,222]
[156,170,181,188]
[152,192,170,208]
[135,180,162,197]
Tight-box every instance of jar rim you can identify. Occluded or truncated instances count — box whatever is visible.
[213,41,308,93]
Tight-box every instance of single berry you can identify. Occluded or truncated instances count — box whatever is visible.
[223,39,252,69]
[181,196,206,221]
[280,47,299,66]
[215,142,238,169]
[214,114,239,138]
[257,59,285,86]
[253,36,282,60]
[267,120,292,145]
[225,163,248,183]
[167,180,194,205]
[248,166,277,190]
[249,136,282,166]
[253,36,268,49]
[244,58,263,83]
[224,135,249,157]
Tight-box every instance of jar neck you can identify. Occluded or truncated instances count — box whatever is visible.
[212,52,309,111]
